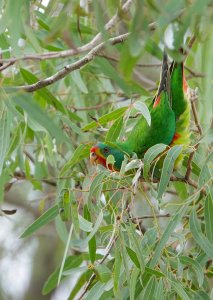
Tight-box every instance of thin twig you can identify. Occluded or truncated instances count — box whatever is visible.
[131,213,170,222]
[11,171,57,187]
[0,61,15,72]
[185,66,205,78]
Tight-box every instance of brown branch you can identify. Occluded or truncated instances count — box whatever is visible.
[0,61,15,72]
[143,175,206,195]
[11,171,57,187]
[185,66,205,78]
[191,98,202,136]
[131,213,170,222]
[0,0,135,64]
[17,33,130,92]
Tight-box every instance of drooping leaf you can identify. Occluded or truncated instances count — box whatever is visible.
[179,256,204,287]
[140,276,157,300]
[12,93,70,145]
[133,101,151,126]
[190,209,213,258]
[105,117,123,142]
[204,193,213,244]
[149,206,186,268]
[157,145,183,199]
[20,205,59,238]
[42,255,83,295]
[143,143,167,180]
[60,144,90,176]
[0,108,12,175]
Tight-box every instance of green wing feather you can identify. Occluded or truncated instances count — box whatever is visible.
[170,61,191,147]
[121,52,175,157]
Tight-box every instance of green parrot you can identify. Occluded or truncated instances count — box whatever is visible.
[90,52,190,171]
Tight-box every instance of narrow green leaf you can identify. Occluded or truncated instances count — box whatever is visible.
[119,229,130,285]
[141,276,157,300]
[130,267,140,300]
[170,280,190,300]
[67,270,92,300]
[126,223,145,272]
[60,144,90,176]
[82,107,127,131]
[12,93,70,145]
[179,256,204,287]
[20,69,65,114]
[84,281,108,300]
[84,205,96,263]
[71,70,88,94]
[79,215,93,232]
[190,209,213,258]
[81,210,103,247]
[95,57,131,95]
[88,172,106,203]
[57,223,74,286]
[94,264,112,283]
[126,246,140,268]
[143,144,167,180]
[133,101,151,126]
[70,192,80,236]
[150,206,186,268]
[204,193,213,243]
[145,267,165,278]
[198,152,213,188]
[0,108,12,175]
[60,115,84,136]
[158,145,183,199]
[20,205,59,238]
[125,159,142,172]
[42,255,83,295]
[105,117,123,142]
[58,189,71,222]
[155,278,164,300]
[113,245,122,292]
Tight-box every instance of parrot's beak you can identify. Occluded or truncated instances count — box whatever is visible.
[90,151,98,165]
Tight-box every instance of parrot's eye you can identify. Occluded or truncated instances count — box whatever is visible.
[104,147,109,154]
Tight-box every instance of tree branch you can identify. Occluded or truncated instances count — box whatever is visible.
[17,33,130,92]
[0,0,135,64]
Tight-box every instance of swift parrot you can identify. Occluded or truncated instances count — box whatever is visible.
[90,52,190,171]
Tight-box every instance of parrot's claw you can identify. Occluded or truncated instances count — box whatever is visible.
[187,87,199,103]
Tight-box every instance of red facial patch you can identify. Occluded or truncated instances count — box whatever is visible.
[90,146,98,153]
[153,95,161,108]
[172,132,181,142]
[90,146,107,168]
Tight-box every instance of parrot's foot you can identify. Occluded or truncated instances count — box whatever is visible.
[187,87,198,103]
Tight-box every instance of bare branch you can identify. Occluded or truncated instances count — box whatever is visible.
[0,61,15,72]
[17,33,130,92]
[131,213,171,222]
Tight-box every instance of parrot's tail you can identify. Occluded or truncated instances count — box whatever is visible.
[153,52,171,107]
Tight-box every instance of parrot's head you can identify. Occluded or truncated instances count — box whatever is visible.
[90,142,125,171]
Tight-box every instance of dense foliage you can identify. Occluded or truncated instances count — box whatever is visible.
[0,0,212,299]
